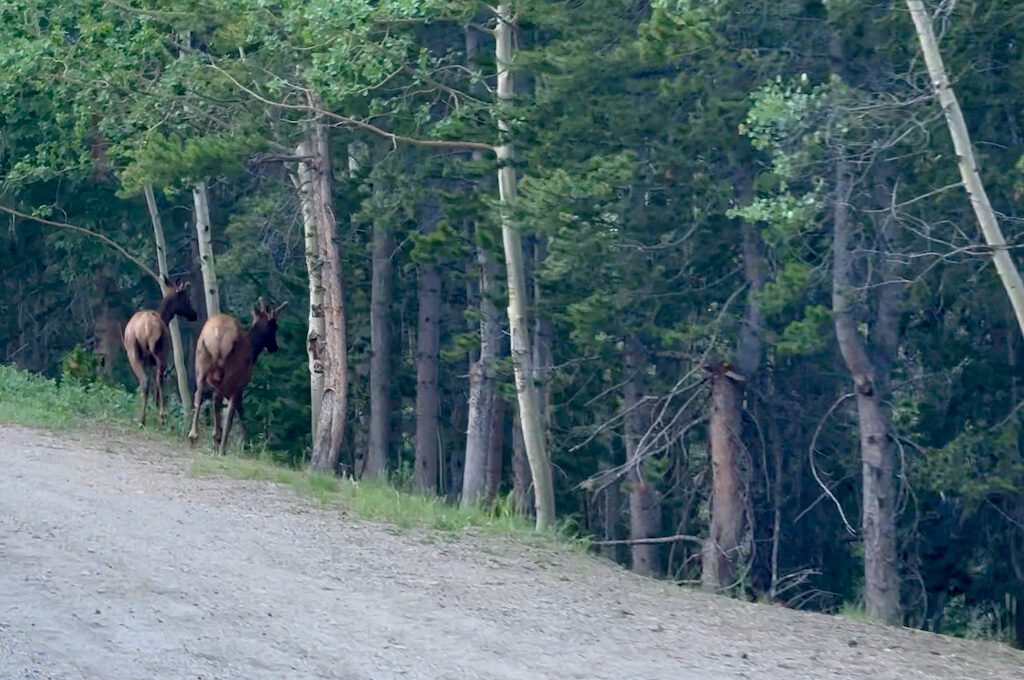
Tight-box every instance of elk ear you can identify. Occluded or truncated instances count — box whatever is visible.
[177,280,191,291]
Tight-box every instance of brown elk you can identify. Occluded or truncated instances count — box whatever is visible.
[187,297,287,454]
[122,277,198,426]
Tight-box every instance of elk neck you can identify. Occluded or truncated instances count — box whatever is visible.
[157,295,177,324]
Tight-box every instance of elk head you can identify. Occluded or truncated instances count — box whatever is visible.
[159,276,198,322]
[249,297,288,356]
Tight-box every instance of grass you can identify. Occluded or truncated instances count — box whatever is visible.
[837,601,884,626]
[186,450,577,544]
[0,364,138,428]
[1,363,580,548]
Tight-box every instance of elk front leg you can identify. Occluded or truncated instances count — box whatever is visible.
[234,396,247,446]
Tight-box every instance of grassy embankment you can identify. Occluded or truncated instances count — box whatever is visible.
[0,364,577,543]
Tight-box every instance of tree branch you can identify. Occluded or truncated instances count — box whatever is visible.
[0,205,159,283]
[207,63,496,154]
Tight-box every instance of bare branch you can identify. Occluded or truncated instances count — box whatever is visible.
[207,63,495,153]
[804,391,858,536]
[0,205,159,283]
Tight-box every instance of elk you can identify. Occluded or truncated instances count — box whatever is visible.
[122,277,198,426]
[187,297,287,455]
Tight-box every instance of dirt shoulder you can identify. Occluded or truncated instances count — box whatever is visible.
[1,424,1021,679]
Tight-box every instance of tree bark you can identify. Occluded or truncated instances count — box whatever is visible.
[484,394,507,502]
[702,369,744,590]
[494,2,556,531]
[366,202,394,479]
[305,113,348,474]
[191,181,220,318]
[292,142,327,446]
[533,235,554,446]
[512,406,534,516]
[624,337,660,576]
[91,266,122,379]
[463,240,504,506]
[702,165,764,591]
[905,0,1024,339]
[144,184,191,420]
[413,261,442,493]
[832,157,901,624]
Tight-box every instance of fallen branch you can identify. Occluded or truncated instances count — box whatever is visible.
[0,204,159,283]
[590,534,704,547]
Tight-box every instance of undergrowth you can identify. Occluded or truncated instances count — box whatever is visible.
[0,363,137,428]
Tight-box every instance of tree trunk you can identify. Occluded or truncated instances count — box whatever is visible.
[144,184,191,419]
[532,235,554,446]
[512,406,534,516]
[494,2,556,531]
[91,267,122,379]
[292,142,327,446]
[366,204,394,479]
[597,460,623,563]
[463,240,504,506]
[414,263,442,493]
[702,166,764,590]
[702,369,744,589]
[624,337,660,576]
[191,181,220,318]
[484,394,507,502]
[305,113,348,474]
[905,0,1024,339]
[832,157,901,624]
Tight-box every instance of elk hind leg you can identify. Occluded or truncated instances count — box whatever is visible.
[212,396,225,450]
[219,396,240,456]
[187,375,207,444]
[154,359,168,425]
[126,347,150,427]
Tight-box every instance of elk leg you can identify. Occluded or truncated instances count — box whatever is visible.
[235,397,247,446]
[138,373,150,427]
[155,359,167,425]
[187,375,206,444]
[219,396,238,456]
[213,396,224,448]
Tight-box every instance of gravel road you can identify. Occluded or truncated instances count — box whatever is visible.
[1,425,1021,679]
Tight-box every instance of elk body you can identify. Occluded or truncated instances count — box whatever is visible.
[122,278,198,426]
[187,298,286,454]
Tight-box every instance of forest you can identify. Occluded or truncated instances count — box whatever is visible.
[2,0,1024,647]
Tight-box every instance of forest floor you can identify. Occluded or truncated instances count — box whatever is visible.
[1,425,1022,680]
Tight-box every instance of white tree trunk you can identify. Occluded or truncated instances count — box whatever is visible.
[906,0,1024,338]
[293,140,327,444]
[305,115,348,473]
[462,242,503,506]
[495,2,556,531]
[144,184,191,420]
[192,181,220,318]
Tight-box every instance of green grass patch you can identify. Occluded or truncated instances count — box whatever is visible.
[837,601,883,626]
[0,364,138,428]
[187,449,579,545]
